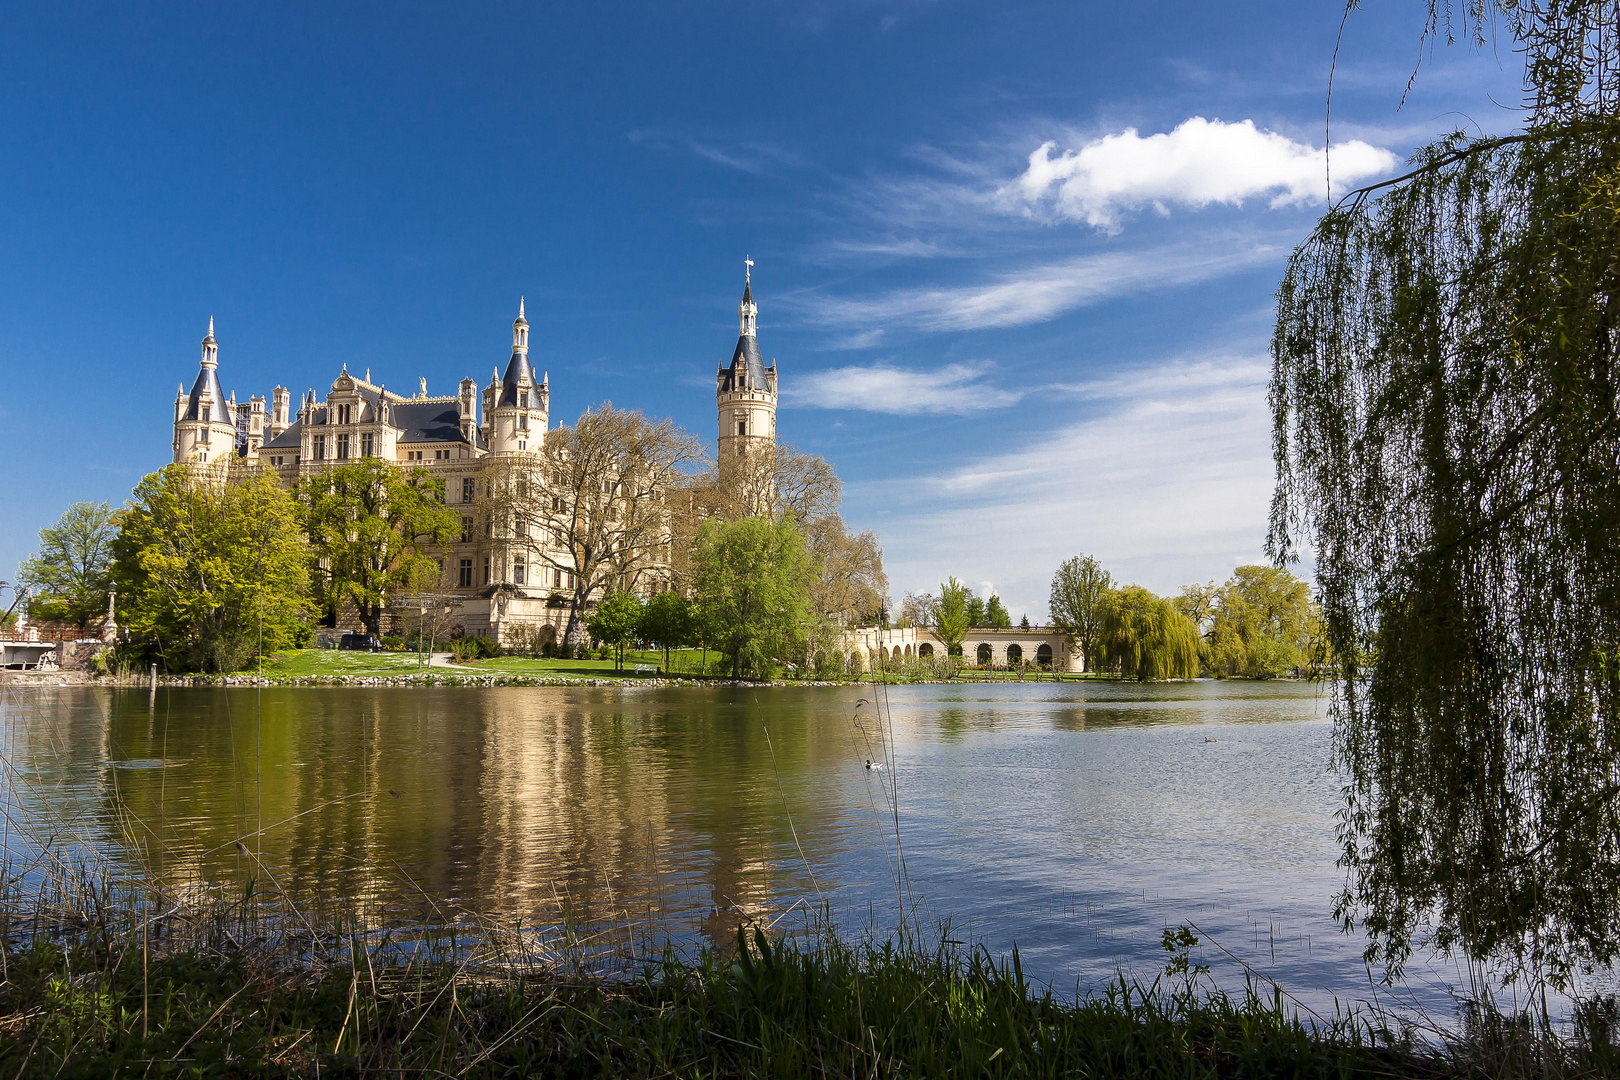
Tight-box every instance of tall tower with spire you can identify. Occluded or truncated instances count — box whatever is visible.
[716,258,778,501]
[482,298,549,454]
[172,319,241,466]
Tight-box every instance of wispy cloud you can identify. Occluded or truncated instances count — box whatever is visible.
[798,240,1282,332]
[1001,117,1396,229]
[627,129,806,175]
[787,360,1022,414]
[846,353,1281,618]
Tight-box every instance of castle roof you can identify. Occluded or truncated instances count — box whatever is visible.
[261,394,487,453]
[182,364,233,425]
[720,332,772,393]
[496,351,540,407]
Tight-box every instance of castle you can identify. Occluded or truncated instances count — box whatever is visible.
[172,267,778,643]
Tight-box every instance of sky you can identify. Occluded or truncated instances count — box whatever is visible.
[0,1,1526,622]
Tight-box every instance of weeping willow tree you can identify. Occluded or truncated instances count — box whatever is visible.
[1270,0,1620,986]
[1099,586,1201,680]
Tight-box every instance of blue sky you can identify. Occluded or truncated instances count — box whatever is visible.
[0,1,1522,621]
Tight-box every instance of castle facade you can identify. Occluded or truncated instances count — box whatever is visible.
[172,271,777,642]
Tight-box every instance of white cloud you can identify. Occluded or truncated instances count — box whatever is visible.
[846,354,1282,620]
[799,241,1281,332]
[1002,117,1396,229]
[787,361,1022,415]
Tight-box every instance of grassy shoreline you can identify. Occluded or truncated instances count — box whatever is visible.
[8,887,1596,1079]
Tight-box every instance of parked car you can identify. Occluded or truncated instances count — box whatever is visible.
[338,633,381,652]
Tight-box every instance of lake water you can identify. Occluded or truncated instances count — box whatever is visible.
[0,680,1505,1016]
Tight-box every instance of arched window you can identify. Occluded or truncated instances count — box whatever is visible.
[1036,643,1054,669]
[976,643,992,666]
[918,643,934,658]
[1006,643,1023,665]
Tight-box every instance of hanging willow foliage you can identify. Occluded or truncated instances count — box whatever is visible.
[1270,1,1620,987]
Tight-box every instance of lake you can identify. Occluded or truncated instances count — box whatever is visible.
[0,679,1496,1016]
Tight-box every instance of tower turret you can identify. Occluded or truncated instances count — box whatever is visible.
[717,259,778,494]
[486,298,548,454]
[173,318,240,467]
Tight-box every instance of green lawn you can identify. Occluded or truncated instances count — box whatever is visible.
[471,648,721,679]
[256,649,468,678]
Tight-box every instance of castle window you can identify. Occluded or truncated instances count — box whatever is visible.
[459,559,473,587]
[554,568,562,588]
[462,478,475,503]
[513,557,526,585]
[339,404,352,425]
[482,557,491,585]
[518,441,526,451]
[199,426,210,443]
[518,414,527,431]
[460,516,473,543]
[336,434,350,460]
[360,433,374,457]
[518,392,528,407]
[738,420,747,437]
[313,435,325,459]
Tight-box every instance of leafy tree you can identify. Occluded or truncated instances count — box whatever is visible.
[586,589,645,671]
[932,578,971,670]
[805,513,888,628]
[301,457,458,637]
[18,501,118,630]
[1205,566,1314,679]
[1269,0,1620,983]
[692,516,814,679]
[639,590,697,673]
[113,466,313,673]
[965,593,986,627]
[482,404,704,647]
[1049,554,1113,672]
[985,593,1011,628]
[1099,585,1200,681]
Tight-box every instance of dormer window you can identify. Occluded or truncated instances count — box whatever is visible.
[518,392,528,408]
[337,404,352,425]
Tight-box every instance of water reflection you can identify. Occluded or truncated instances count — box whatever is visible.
[4,679,1472,1014]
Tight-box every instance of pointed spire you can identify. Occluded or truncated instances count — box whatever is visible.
[738,259,758,338]
[200,318,219,368]
[512,297,529,355]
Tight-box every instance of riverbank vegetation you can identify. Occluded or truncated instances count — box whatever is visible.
[5,868,1614,1079]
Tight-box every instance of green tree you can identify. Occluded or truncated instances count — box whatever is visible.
[965,593,986,627]
[112,466,313,673]
[1099,585,1200,681]
[692,516,815,679]
[587,589,645,671]
[18,501,118,630]
[985,593,1011,628]
[1269,0,1620,983]
[932,578,971,671]
[1049,554,1113,672]
[1206,566,1314,679]
[301,458,458,637]
[639,590,697,673]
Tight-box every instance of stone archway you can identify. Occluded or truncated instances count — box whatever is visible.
[1006,643,1023,666]
[976,643,992,666]
[1036,642,1053,669]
